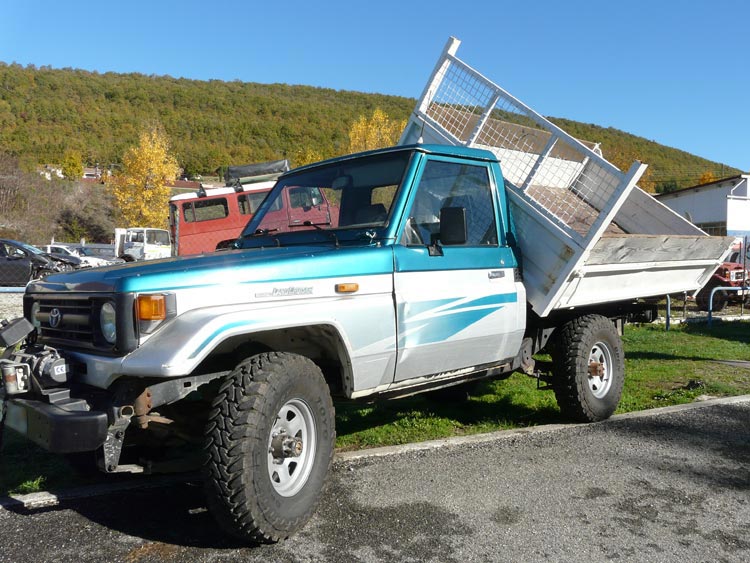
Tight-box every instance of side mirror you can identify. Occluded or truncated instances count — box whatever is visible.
[439,207,467,245]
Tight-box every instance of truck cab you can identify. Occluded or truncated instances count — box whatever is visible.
[114,227,171,262]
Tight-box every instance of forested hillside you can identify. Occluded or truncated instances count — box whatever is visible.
[0,62,741,192]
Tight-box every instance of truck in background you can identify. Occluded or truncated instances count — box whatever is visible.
[695,237,749,311]
[1,38,734,545]
[114,227,172,262]
[169,160,341,256]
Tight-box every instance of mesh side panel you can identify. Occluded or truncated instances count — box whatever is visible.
[425,62,497,142]
[422,58,626,240]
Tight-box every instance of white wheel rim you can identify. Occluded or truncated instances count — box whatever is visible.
[588,341,613,399]
[267,398,317,497]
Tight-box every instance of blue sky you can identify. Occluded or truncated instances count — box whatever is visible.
[1,0,748,171]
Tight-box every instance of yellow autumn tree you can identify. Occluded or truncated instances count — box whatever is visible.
[348,108,406,153]
[111,126,179,226]
[698,170,717,185]
[294,146,324,167]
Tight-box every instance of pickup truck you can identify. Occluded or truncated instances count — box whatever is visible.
[0,39,733,545]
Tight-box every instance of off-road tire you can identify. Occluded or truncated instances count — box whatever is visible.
[696,282,727,312]
[551,315,624,423]
[203,352,335,543]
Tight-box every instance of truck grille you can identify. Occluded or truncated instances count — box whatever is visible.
[27,292,137,354]
[36,297,95,343]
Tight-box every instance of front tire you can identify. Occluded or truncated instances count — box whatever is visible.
[203,352,335,543]
[696,282,727,311]
[551,315,624,422]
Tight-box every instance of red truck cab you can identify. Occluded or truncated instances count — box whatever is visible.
[695,239,749,311]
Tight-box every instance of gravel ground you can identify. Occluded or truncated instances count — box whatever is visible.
[0,292,23,321]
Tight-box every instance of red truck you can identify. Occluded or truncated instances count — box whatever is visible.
[168,161,339,255]
[695,239,749,311]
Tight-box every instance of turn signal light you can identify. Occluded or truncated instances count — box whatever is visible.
[137,294,167,320]
[335,283,359,294]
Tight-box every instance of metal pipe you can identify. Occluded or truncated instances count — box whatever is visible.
[707,285,748,328]
[665,294,671,331]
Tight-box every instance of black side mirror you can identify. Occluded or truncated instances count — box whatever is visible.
[440,207,467,245]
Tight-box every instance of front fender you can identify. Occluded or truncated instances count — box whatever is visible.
[119,291,398,395]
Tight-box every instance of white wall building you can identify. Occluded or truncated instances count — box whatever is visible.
[655,174,750,238]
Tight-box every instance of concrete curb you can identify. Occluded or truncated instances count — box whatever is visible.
[335,394,750,463]
[3,394,749,511]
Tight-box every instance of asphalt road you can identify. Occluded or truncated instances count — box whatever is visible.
[1,397,748,563]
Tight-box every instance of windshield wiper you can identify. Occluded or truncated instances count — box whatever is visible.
[242,228,278,239]
[302,221,339,248]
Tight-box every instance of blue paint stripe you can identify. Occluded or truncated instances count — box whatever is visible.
[118,246,395,293]
[187,319,258,359]
[398,292,517,347]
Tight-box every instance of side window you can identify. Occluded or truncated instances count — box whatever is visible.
[403,160,497,246]
[144,230,169,245]
[196,198,229,222]
[182,199,230,223]
[289,187,323,209]
[182,202,195,223]
[239,192,270,215]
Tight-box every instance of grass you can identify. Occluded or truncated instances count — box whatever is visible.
[1,321,748,496]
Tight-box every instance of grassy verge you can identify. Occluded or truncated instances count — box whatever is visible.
[2,321,748,496]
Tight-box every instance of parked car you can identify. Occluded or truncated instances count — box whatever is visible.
[42,244,120,268]
[74,245,124,265]
[0,239,73,286]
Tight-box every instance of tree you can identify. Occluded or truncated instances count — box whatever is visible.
[698,171,717,185]
[655,179,678,194]
[293,146,324,168]
[347,108,405,153]
[110,126,179,226]
[61,149,84,180]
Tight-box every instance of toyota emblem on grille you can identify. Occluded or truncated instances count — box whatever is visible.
[49,308,62,328]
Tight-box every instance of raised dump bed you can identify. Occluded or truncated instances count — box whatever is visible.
[400,37,734,317]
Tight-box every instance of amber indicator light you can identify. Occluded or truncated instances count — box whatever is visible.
[137,295,167,320]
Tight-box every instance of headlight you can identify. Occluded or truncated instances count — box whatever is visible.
[100,301,117,344]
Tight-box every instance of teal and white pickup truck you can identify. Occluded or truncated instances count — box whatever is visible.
[0,39,734,544]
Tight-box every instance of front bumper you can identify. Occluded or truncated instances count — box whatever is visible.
[4,397,108,453]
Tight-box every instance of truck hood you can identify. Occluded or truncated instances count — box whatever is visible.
[26,244,395,294]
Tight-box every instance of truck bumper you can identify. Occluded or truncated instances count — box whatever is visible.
[3,397,108,454]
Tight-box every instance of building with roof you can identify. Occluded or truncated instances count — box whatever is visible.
[655,174,750,238]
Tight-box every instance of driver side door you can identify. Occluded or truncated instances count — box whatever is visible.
[392,157,525,382]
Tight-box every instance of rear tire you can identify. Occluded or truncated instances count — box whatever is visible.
[203,352,335,543]
[551,315,624,422]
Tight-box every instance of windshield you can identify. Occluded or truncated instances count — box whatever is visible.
[241,151,411,243]
[20,242,44,255]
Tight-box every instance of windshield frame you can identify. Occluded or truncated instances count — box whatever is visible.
[238,149,416,248]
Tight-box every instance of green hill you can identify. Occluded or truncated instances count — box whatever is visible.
[0,63,741,192]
